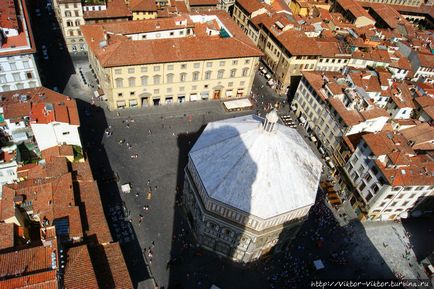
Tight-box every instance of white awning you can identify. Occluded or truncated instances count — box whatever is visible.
[309,136,317,143]
[299,116,306,123]
[200,91,209,99]
[190,93,200,101]
[117,100,126,107]
[223,98,253,110]
[291,105,297,111]
[267,79,274,86]
[327,160,335,169]
[129,99,138,106]
[225,90,233,97]
[265,73,272,80]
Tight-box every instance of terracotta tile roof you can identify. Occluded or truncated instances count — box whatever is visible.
[76,180,112,244]
[400,123,434,151]
[174,1,189,13]
[368,3,406,29]
[92,16,194,35]
[0,87,79,126]
[415,96,434,108]
[0,244,56,278]
[0,223,14,251]
[422,106,434,120]
[0,0,36,56]
[336,0,375,21]
[235,0,265,14]
[81,13,262,68]
[363,131,434,186]
[416,53,434,69]
[89,243,133,289]
[277,30,320,56]
[352,49,390,63]
[129,0,157,12]
[189,0,218,6]
[64,245,99,289]
[389,82,415,109]
[83,0,132,20]
[0,270,57,289]
[41,146,74,160]
[2,170,83,239]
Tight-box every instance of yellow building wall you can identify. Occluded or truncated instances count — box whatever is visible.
[132,11,158,20]
[104,57,260,110]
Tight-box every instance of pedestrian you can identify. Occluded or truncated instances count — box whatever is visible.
[147,179,150,186]
[138,214,143,225]
[154,186,158,192]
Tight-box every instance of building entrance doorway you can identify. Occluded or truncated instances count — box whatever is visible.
[141,97,148,107]
[213,90,221,99]
[153,98,160,106]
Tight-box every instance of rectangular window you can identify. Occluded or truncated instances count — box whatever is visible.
[141,67,147,73]
[26,72,33,79]
[232,60,238,65]
[23,61,30,69]
[219,61,225,67]
[181,64,187,69]
[167,64,174,70]
[12,73,21,81]
[154,66,160,72]
[194,63,200,68]
[128,68,135,74]
[115,69,122,75]
[206,62,212,67]
[10,63,17,70]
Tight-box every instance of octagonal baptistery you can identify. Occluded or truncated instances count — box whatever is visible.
[183,111,322,262]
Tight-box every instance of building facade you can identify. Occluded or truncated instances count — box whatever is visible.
[52,0,86,52]
[343,131,434,221]
[0,0,41,92]
[81,13,262,110]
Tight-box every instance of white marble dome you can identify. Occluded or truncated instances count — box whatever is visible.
[189,114,322,220]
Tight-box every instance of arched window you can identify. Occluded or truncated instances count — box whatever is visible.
[166,73,174,83]
[65,11,71,17]
[242,67,249,77]
[153,75,161,85]
[230,69,237,77]
[115,78,123,88]
[205,71,212,80]
[75,20,81,26]
[180,73,187,82]
[128,77,136,87]
[66,21,72,27]
[141,76,148,86]
[192,71,200,81]
[217,69,225,79]
[69,30,74,36]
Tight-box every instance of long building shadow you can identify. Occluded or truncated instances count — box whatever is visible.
[25,0,76,91]
[401,214,434,263]
[75,99,150,288]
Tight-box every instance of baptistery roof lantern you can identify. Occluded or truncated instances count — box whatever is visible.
[263,109,279,133]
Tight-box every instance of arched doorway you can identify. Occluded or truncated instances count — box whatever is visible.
[139,92,151,107]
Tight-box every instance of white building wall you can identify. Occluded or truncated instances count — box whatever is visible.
[31,122,81,151]
[413,66,434,83]
[0,160,18,187]
[346,116,388,135]
[390,107,413,120]
[0,54,41,92]
[316,58,349,71]
[387,67,408,80]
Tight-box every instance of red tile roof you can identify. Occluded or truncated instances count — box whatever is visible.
[0,0,36,56]
[129,0,157,11]
[89,243,133,289]
[277,30,320,56]
[189,0,218,6]
[0,223,14,251]
[174,1,189,13]
[0,87,80,126]
[83,0,132,20]
[81,12,262,68]
[0,244,56,278]
[336,0,375,21]
[0,270,57,289]
[235,0,265,14]
[64,245,99,289]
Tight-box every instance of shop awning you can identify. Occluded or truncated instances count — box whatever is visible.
[200,92,209,99]
[291,105,297,111]
[129,99,138,106]
[117,100,126,107]
[223,98,252,110]
[299,116,306,123]
[225,90,233,97]
[190,93,200,101]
